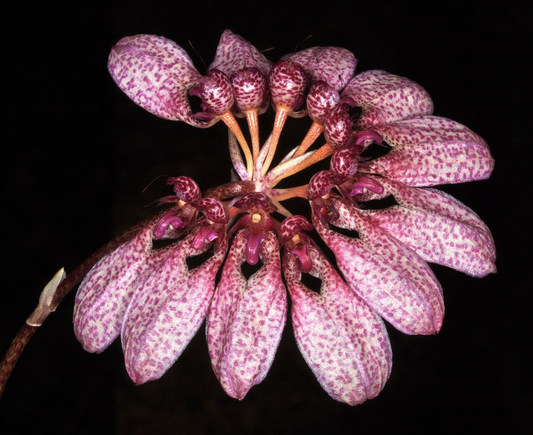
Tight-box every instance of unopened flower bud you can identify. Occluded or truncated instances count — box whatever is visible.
[231,67,269,113]
[307,81,340,124]
[199,69,234,115]
[269,60,307,111]
[324,103,353,149]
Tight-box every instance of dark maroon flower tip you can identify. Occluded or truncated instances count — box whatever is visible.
[195,197,229,224]
[280,215,314,242]
[269,60,307,111]
[199,69,234,116]
[306,81,340,124]
[166,176,201,203]
[308,170,336,200]
[234,192,277,214]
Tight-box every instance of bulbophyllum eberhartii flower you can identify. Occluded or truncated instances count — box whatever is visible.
[74,29,496,405]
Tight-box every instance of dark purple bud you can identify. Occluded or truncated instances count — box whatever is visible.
[234,192,277,214]
[306,81,340,124]
[330,146,359,180]
[280,215,314,242]
[199,69,234,115]
[269,60,307,111]
[324,103,353,149]
[166,176,201,203]
[231,67,269,113]
[195,197,229,224]
[308,171,336,200]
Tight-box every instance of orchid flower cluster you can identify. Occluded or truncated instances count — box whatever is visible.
[73,30,496,405]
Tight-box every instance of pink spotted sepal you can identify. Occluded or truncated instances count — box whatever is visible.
[362,177,496,277]
[208,29,272,116]
[365,116,494,187]
[284,242,392,405]
[207,231,287,399]
[121,222,229,384]
[312,196,444,335]
[108,35,218,128]
[342,70,434,129]
[73,222,171,353]
[283,46,357,92]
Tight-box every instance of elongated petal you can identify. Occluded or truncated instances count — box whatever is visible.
[363,180,496,277]
[121,230,228,384]
[369,116,494,186]
[74,224,168,353]
[284,47,357,91]
[312,212,438,335]
[284,245,392,405]
[332,200,444,331]
[342,70,433,129]
[209,29,272,78]
[207,231,287,399]
[108,35,217,127]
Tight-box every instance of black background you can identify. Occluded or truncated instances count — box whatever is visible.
[1,1,531,433]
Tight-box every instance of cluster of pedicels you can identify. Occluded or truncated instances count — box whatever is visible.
[74,30,496,405]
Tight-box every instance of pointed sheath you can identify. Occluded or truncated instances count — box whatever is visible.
[207,231,287,399]
[284,244,392,405]
[121,226,228,384]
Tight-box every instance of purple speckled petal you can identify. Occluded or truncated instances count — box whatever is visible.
[369,116,494,186]
[285,47,357,91]
[342,70,433,129]
[122,229,228,384]
[74,223,170,353]
[209,29,272,78]
[363,178,496,277]
[312,210,439,335]
[331,199,444,332]
[108,34,217,127]
[284,245,392,405]
[207,231,287,399]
